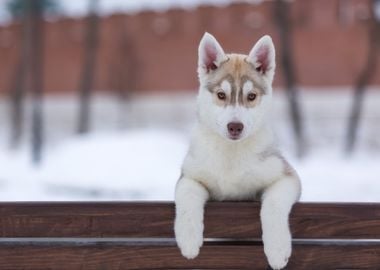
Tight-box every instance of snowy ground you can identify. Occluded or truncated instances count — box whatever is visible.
[0,129,188,201]
[0,89,379,202]
[1,131,380,202]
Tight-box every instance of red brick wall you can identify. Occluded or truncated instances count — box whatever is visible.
[0,0,377,95]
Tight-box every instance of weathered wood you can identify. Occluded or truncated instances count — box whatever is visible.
[1,202,380,269]
[0,242,379,269]
[0,202,380,238]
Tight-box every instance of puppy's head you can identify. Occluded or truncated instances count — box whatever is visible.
[196,32,275,141]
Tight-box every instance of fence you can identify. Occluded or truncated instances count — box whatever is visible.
[0,201,379,269]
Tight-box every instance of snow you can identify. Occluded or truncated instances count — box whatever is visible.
[0,129,188,200]
[292,152,380,202]
[0,128,379,202]
[0,90,379,202]
[38,130,187,199]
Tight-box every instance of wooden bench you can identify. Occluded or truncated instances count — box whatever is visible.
[0,202,379,269]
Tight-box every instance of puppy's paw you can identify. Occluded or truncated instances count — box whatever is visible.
[263,231,291,270]
[175,217,203,259]
[178,238,201,259]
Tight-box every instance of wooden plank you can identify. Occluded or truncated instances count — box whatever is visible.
[0,242,379,269]
[0,202,380,238]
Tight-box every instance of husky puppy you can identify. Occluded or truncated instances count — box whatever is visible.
[174,33,301,269]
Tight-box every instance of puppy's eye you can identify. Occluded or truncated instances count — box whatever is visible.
[247,93,257,101]
[217,92,226,100]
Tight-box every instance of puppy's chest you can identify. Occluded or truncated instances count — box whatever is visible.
[186,151,280,200]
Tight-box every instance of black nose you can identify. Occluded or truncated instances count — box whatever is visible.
[227,122,244,137]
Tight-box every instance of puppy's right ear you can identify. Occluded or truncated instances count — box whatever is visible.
[198,32,227,74]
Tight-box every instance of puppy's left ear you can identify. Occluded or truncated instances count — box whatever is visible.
[247,35,276,81]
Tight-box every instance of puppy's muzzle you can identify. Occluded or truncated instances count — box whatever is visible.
[227,122,244,139]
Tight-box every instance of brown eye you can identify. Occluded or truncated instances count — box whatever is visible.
[247,93,257,101]
[217,92,226,100]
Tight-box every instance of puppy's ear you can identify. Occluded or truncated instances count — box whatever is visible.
[247,35,275,80]
[198,32,227,74]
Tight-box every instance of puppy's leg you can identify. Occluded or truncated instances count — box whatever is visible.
[260,176,301,270]
[175,177,209,259]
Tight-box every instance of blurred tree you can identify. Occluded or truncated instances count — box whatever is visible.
[109,29,139,129]
[77,0,100,134]
[8,0,45,165]
[345,0,380,154]
[8,1,29,149]
[29,0,45,164]
[274,0,306,158]
[6,0,59,18]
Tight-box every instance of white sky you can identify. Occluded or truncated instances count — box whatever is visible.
[1,0,379,24]
[0,0,263,24]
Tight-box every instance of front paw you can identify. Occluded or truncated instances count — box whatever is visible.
[175,218,203,259]
[263,231,291,269]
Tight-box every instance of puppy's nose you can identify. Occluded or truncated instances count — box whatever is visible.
[227,122,244,137]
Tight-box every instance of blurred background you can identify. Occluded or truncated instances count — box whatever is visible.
[0,0,379,201]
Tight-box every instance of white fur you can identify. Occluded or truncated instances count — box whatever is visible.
[175,177,209,259]
[175,33,301,270]
[242,80,253,94]
[220,80,231,94]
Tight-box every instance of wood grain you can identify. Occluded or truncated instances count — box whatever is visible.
[1,202,380,269]
[0,202,379,238]
[0,242,379,270]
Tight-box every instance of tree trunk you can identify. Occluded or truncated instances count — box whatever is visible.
[345,0,378,154]
[29,0,45,164]
[274,0,306,158]
[110,29,138,129]
[77,0,100,134]
[8,1,30,149]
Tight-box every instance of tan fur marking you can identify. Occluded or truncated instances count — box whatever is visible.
[175,172,184,190]
[259,148,297,177]
[206,74,234,94]
[241,75,266,95]
[207,75,235,107]
[205,54,268,108]
[196,179,212,194]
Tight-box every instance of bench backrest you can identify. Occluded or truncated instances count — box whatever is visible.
[0,202,379,269]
